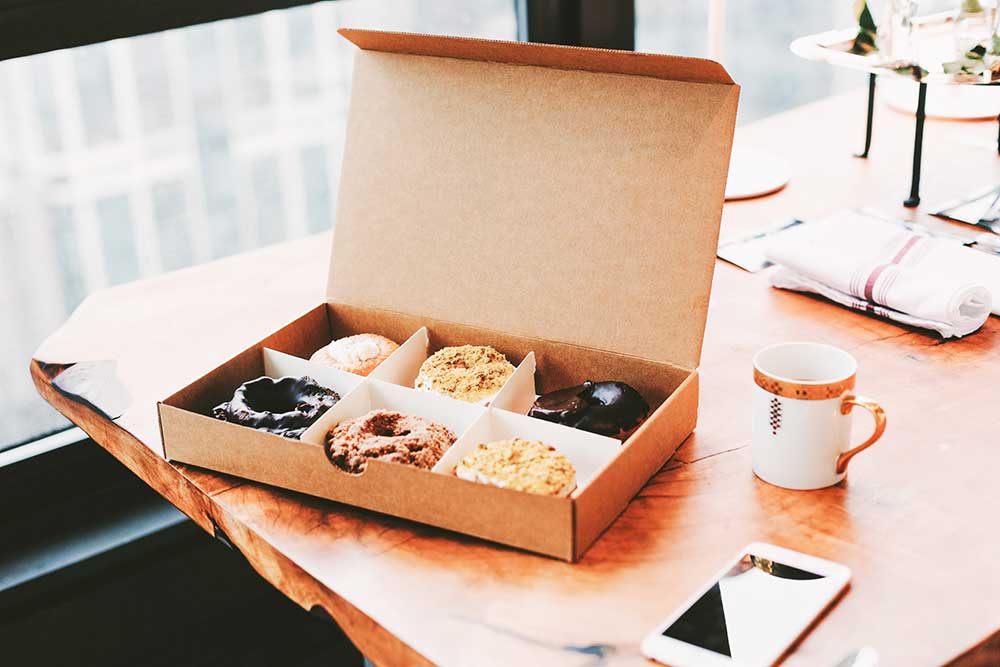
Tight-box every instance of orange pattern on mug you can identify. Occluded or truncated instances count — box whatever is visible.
[753,368,856,401]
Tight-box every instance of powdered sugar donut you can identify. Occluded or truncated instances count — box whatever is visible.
[310,333,398,376]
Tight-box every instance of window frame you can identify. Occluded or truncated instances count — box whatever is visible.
[0,0,320,61]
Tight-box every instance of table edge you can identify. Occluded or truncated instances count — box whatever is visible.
[29,359,435,667]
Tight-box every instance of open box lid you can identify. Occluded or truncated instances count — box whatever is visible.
[329,30,739,370]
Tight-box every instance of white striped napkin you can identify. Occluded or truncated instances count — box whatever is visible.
[764,211,994,338]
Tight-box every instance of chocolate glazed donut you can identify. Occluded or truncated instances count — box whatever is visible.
[212,376,340,439]
[528,381,650,441]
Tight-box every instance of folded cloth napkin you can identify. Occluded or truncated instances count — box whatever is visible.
[765,211,993,338]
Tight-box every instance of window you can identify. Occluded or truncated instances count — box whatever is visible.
[636,1,860,124]
[2,0,895,450]
[0,0,517,451]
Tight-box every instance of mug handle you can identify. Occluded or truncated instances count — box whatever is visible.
[836,394,887,474]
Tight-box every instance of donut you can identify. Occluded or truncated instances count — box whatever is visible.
[212,376,340,439]
[310,333,398,376]
[528,381,650,441]
[415,345,515,403]
[325,410,456,474]
[454,439,576,496]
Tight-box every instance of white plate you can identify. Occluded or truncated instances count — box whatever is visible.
[725,146,791,201]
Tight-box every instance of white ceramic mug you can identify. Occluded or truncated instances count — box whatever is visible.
[752,342,886,490]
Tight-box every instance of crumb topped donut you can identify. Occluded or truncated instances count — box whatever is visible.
[415,345,515,403]
[454,438,576,496]
[310,333,398,376]
[212,376,340,439]
[325,410,456,474]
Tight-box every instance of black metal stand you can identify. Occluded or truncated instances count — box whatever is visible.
[904,82,927,208]
[855,75,928,208]
[996,112,999,154]
[856,73,876,158]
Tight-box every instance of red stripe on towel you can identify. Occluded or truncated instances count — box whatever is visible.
[863,265,889,302]
[891,236,921,263]
[864,235,921,303]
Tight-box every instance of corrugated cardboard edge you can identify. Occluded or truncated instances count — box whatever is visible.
[338,28,734,85]
[572,371,700,559]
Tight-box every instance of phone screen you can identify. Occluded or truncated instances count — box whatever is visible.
[661,552,843,663]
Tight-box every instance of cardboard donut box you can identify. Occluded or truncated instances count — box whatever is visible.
[158,29,739,561]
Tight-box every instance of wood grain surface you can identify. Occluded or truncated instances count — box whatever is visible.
[31,88,1000,666]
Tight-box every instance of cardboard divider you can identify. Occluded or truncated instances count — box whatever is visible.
[262,348,366,399]
[300,378,485,449]
[489,351,536,413]
[367,326,429,385]
[469,353,536,407]
[434,407,621,497]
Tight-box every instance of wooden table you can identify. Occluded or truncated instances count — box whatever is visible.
[32,89,1000,667]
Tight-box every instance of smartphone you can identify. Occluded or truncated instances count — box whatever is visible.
[641,542,851,667]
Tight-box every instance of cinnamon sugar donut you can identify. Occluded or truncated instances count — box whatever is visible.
[310,333,398,376]
[325,410,456,474]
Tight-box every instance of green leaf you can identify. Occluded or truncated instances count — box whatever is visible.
[849,1,879,55]
[942,57,987,75]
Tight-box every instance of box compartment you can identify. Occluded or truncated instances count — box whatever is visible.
[437,407,622,495]
[300,378,486,448]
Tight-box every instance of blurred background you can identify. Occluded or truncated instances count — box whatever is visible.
[1,0,866,452]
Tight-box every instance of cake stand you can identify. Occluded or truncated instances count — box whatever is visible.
[791,11,1000,208]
